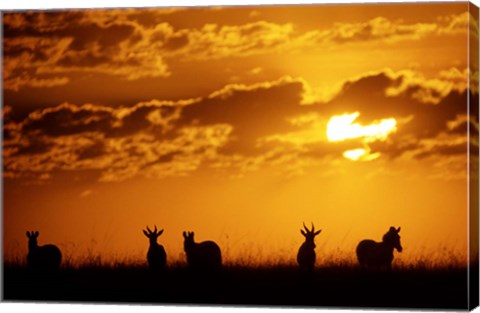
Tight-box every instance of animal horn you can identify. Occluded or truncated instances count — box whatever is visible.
[154,225,158,233]
[146,225,152,234]
[397,227,401,233]
[311,223,315,232]
[303,222,309,233]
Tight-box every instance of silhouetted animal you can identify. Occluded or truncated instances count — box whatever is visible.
[297,223,322,272]
[356,226,403,269]
[26,231,62,271]
[143,225,167,270]
[183,231,222,272]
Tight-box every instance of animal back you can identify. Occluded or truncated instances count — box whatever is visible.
[28,244,62,270]
[188,241,222,270]
[356,239,393,267]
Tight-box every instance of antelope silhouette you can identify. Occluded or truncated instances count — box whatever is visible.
[356,226,403,269]
[297,222,322,272]
[183,231,222,272]
[143,225,167,270]
[26,231,62,271]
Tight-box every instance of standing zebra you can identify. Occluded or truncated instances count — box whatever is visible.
[356,226,402,269]
[183,231,222,273]
[26,231,62,271]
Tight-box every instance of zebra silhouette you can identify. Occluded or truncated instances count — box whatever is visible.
[356,226,402,269]
[26,231,62,271]
[183,231,222,273]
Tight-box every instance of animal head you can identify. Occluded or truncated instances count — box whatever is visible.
[143,225,164,244]
[300,223,322,247]
[382,226,402,252]
[183,231,195,249]
[26,231,39,247]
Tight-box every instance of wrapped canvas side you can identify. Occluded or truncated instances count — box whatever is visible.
[469,1,480,310]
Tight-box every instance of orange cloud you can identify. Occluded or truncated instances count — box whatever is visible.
[3,12,170,91]
[383,68,469,104]
[437,11,476,36]
[3,10,472,91]
[305,17,437,45]
[3,67,476,182]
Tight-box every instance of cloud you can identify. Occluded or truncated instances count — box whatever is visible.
[3,36,73,91]
[96,124,233,182]
[4,77,305,181]
[3,11,171,91]
[179,76,308,155]
[176,21,295,60]
[306,17,437,45]
[4,123,232,182]
[4,67,476,182]
[335,69,476,161]
[297,12,474,48]
[437,11,477,36]
[3,99,188,180]
[163,12,470,62]
[3,10,472,91]
[385,68,469,104]
[249,67,475,165]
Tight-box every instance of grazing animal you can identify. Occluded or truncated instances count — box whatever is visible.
[356,226,403,269]
[143,225,167,270]
[183,231,222,272]
[26,231,62,271]
[297,223,322,272]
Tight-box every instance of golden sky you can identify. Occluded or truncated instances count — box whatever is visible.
[3,3,479,265]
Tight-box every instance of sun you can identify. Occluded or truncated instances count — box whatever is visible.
[343,148,381,161]
[327,112,397,142]
[326,112,397,160]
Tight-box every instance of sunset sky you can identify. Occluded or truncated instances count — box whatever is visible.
[3,2,479,265]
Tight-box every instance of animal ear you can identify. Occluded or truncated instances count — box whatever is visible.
[314,230,322,236]
[183,231,187,238]
[143,230,149,238]
[157,229,164,236]
[34,231,39,237]
[300,230,306,236]
[26,231,31,238]
[396,227,401,233]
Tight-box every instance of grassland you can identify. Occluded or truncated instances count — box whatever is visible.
[3,258,477,310]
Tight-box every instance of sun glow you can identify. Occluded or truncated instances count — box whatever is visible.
[326,112,397,142]
[343,148,367,160]
[343,148,381,161]
[327,112,397,161]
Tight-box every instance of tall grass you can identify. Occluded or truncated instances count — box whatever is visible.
[4,238,469,271]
